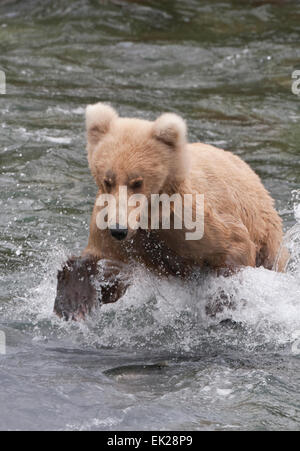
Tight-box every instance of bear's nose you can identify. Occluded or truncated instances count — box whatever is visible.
[109,224,128,241]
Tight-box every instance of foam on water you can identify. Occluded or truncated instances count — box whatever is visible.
[9,207,300,358]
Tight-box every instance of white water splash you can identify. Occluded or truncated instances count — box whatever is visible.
[10,205,300,356]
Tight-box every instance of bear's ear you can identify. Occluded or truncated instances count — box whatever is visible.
[86,102,118,147]
[152,113,187,149]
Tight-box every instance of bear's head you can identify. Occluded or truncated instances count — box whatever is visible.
[86,103,190,241]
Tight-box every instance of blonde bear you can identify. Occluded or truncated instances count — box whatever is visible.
[54,103,287,320]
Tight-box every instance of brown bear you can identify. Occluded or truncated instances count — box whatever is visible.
[54,103,288,320]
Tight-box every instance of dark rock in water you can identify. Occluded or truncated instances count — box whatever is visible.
[54,256,129,321]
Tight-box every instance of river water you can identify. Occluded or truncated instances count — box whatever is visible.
[0,0,300,431]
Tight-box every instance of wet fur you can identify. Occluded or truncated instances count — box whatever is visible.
[54,104,288,319]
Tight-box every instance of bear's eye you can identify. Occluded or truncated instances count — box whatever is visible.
[130,179,143,190]
[104,179,112,190]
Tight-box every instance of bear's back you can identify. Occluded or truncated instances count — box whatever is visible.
[187,142,283,264]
